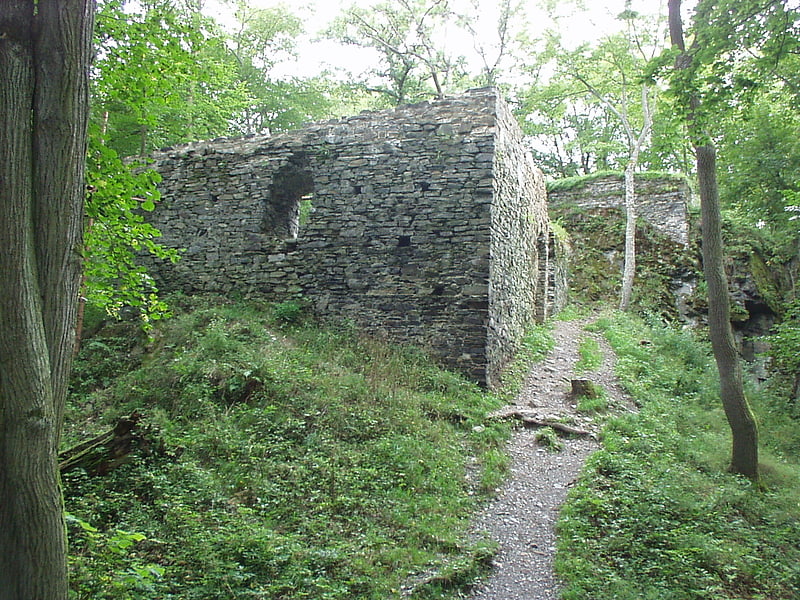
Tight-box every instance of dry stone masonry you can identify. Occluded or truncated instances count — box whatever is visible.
[142,88,566,387]
[547,173,691,246]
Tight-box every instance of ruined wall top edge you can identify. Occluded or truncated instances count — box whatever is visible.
[148,87,502,160]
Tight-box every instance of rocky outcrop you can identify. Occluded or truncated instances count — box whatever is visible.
[547,173,691,246]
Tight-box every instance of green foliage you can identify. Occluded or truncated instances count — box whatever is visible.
[519,10,674,178]
[226,3,347,133]
[555,303,592,321]
[546,171,686,193]
[497,321,555,402]
[64,296,508,598]
[405,539,497,598]
[575,335,602,373]
[710,84,800,288]
[68,323,143,397]
[93,0,346,152]
[551,202,698,315]
[66,513,164,600]
[717,86,800,242]
[535,427,564,453]
[549,219,570,244]
[84,136,178,326]
[656,0,800,151]
[271,298,309,325]
[768,298,800,407]
[557,312,800,599]
[325,0,467,105]
[717,208,797,314]
[576,388,608,415]
[520,322,556,363]
[93,0,250,156]
[477,447,510,493]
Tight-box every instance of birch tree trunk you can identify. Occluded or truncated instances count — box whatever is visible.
[619,85,652,311]
[0,1,95,597]
[570,74,652,312]
[619,158,638,311]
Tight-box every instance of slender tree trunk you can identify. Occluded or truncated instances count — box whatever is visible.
[101,110,110,141]
[668,0,759,480]
[619,161,638,311]
[696,146,759,478]
[430,68,444,99]
[569,71,652,311]
[0,1,95,598]
[139,125,148,157]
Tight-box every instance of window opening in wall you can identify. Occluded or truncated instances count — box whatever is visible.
[298,194,314,227]
[263,153,314,240]
[398,235,412,247]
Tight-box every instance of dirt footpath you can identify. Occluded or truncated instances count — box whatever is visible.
[468,317,631,600]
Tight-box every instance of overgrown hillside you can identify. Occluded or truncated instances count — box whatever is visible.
[545,174,800,598]
[550,202,698,317]
[63,295,515,599]
[555,311,800,599]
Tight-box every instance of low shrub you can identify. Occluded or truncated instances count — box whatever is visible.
[64,295,509,599]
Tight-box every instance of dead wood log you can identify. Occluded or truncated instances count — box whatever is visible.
[59,412,146,476]
[517,416,594,438]
[488,407,594,439]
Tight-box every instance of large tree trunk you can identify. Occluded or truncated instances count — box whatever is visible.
[696,146,759,478]
[668,0,759,480]
[0,1,95,598]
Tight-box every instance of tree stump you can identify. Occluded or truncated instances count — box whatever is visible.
[58,412,164,476]
[571,379,600,399]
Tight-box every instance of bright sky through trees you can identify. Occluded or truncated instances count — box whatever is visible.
[204,0,672,79]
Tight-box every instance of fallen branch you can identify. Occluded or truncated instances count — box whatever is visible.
[59,412,147,475]
[489,407,594,439]
[517,416,594,438]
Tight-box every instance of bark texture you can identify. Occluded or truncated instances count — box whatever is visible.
[0,1,94,597]
[668,0,759,480]
[619,161,638,310]
[696,146,759,478]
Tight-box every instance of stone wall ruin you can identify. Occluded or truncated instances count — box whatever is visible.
[142,88,565,387]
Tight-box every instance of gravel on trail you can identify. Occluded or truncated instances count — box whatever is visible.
[468,317,632,600]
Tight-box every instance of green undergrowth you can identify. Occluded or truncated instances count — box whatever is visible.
[556,310,800,599]
[550,205,699,316]
[574,335,603,373]
[496,320,555,403]
[63,295,510,599]
[546,170,686,193]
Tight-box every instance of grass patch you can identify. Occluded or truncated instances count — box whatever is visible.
[574,335,603,373]
[556,311,800,600]
[535,427,564,452]
[64,295,508,599]
[546,170,686,193]
[576,387,608,414]
[555,303,592,321]
[497,321,555,403]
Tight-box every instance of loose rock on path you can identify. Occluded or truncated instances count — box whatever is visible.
[468,317,632,600]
